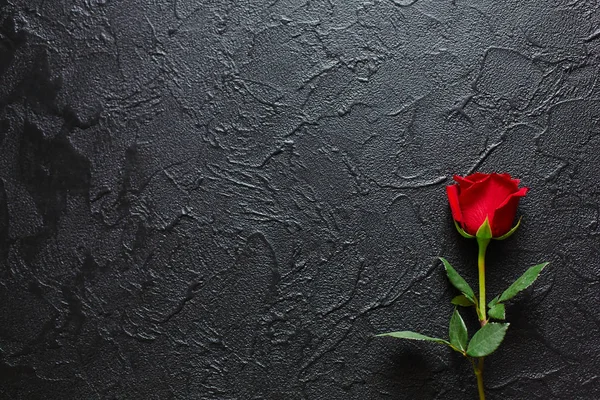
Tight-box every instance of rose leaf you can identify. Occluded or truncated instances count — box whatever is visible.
[449,309,468,352]
[451,295,474,307]
[488,303,506,320]
[439,257,477,305]
[466,323,510,357]
[498,262,549,303]
[376,331,450,346]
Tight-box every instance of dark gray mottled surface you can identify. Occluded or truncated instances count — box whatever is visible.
[1,0,599,399]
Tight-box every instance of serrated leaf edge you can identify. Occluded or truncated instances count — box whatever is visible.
[466,323,510,357]
[376,331,451,346]
[488,303,506,320]
[498,262,549,303]
[439,257,477,305]
[449,309,468,352]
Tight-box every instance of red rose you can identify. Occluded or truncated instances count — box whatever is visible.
[446,173,528,237]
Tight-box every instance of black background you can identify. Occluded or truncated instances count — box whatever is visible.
[1,0,600,399]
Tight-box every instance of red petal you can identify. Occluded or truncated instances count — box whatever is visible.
[455,173,489,190]
[446,185,463,223]
[490,187,529,236]
[459,174,520,235]
[463,172,491,183]
[454,175,475,190]
[495,173,519,191]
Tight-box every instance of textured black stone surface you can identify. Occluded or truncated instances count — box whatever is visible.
[1,0,600,399]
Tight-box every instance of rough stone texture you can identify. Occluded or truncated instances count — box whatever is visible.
[1,0,599,399]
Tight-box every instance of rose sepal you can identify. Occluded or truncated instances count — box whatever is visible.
[475,217,493,242]
[454,220,475,239]
[493,217,522,240]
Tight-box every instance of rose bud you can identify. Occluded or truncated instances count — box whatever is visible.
[446,173,528,239]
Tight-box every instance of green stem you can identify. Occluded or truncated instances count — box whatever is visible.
[474,358,485,400]
[475,237,490,399]
[476,238,489,323]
